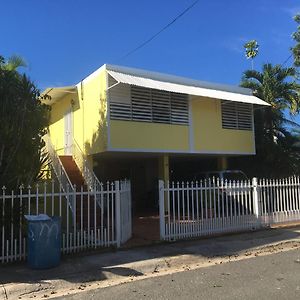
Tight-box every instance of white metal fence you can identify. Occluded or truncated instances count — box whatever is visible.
[159,176,300,241]
[0,180,131,264]
[259,177,300,225]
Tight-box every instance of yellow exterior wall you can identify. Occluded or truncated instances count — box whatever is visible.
[191,96,255,154]
[75,69,107,155]
[48,68,254,156]
[110,120,189,151]
[48,68,108,156]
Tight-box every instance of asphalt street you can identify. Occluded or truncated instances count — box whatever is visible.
[60,248,300,300]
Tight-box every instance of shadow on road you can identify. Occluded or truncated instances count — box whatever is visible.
[0,226,299,286]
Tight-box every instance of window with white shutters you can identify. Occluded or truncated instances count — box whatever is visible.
[108,76,132,120]
[221,100,253,130]
[109,84,189,125]
[131,86,152,122]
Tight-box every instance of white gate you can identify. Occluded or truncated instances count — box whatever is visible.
[118,181,132,245]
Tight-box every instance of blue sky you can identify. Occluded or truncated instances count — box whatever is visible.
[1,0,299,90]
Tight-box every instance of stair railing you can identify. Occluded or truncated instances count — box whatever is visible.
[72,139,102,194]
[44,134,75,212]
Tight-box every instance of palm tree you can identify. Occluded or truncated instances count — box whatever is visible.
[0,54,26,71]
[292,15,300,67]
[241,64,300,141]
[235,64,300,176]
[244,40,259,70]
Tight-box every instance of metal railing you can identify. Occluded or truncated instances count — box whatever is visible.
[44,135,75,211]
[72,139,102,194]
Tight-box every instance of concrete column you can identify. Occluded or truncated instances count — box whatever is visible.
[158,154,170,182]
[217,156,228,171]
[158,154,169,212]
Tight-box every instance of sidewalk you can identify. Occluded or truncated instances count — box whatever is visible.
[1,226,300,299]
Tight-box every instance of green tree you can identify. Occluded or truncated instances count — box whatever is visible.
[244,40,259,70]
[292,15,300,67]
[232,64,300,177]
[0,55,49,189]
[241,64,300,136]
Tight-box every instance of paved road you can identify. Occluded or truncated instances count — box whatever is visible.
[61,249,300,300]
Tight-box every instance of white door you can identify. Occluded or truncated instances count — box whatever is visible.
[64,108,73,155]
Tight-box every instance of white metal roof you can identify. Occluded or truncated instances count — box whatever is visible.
[106,64,252,95]
[107,69,269,106]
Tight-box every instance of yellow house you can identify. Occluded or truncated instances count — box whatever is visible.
[42,64,269,214]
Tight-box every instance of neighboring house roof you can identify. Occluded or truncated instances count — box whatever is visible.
[41,64,270,106]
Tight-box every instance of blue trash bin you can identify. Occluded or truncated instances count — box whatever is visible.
[25,214,61,269]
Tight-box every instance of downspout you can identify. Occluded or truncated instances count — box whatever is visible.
[81,80,84,152]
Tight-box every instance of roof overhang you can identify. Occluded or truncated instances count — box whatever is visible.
[40,86,77,105]
[107,70,270,106]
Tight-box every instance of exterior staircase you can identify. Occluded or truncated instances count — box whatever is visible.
[59,155,95,229]
[59,155,100,229]
[59,156,86,189]
[44,135,102,229]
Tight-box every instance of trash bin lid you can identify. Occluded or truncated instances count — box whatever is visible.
[24,214,51,221]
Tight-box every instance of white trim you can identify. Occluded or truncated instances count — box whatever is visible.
[77,64,107,86]
[106,71,111,150]
[106,146,255,156]
[251,104,256,154]
[188,96,194,152]
[106,81,121,91]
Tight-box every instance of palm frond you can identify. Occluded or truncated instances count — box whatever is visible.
[5,55,27,71]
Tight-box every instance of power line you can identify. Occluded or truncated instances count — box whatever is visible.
[117,0,200,62]
[281,53,293,66]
